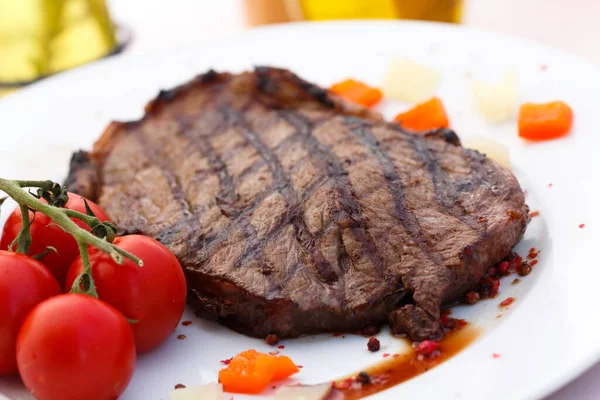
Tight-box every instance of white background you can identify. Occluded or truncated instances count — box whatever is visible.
[103,1,600,398]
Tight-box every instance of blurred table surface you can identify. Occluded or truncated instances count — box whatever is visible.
[106,1,598,399]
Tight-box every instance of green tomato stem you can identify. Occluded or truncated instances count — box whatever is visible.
[15,205,32,254]
[70,242,99,298]
[0,178,143,268]
[13,180,58,191]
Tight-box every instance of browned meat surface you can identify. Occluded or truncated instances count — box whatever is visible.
[66,67,529,341]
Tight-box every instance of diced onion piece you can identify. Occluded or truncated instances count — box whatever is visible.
[382,59,441,103]
[462,136,511,170]
[470,70,518,123]
[275,383,334,400]
[169,383,223,400]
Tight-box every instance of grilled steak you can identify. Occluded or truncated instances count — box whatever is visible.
[66,67,529,341]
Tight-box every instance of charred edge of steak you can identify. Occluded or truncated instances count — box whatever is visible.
[423,128,462,147]
[64,150,98,200]
[186,269,409,339]
[143,66,380,125]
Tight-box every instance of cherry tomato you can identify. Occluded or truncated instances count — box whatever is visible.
[65,235,186,353]
[0,193,111,286]
[0,252,61,375]
[17,294,136,400]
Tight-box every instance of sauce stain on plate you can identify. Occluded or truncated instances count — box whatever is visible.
[338,326,480,399]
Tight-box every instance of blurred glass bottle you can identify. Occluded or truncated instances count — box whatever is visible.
[0,0,118,96]
[245,0,464,26]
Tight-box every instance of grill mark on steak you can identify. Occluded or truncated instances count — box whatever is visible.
[219,105,337,283]
[405,130,484,233]
[278,110,385,279]
[344,117,443,265]
[181,119,237,206]
[137,126,195,219]
[178,115,276,280]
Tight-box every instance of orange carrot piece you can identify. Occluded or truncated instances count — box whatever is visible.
[393,97,449,131]
[271,354,300,380]
[330,79,383,107]
[218,349,299,394]
[518,101,573,141]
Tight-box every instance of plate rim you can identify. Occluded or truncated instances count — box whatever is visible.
[0,20,598,400]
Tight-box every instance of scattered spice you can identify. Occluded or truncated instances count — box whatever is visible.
[265,334,280,346]
[479,276,500,298]
[455,319,468,328]
[579,223,585,229]
[527,248,540,259]
[357,371,371,385]
[174,383,186,389]
[382,353,390,358]
[440,309,451,320]
[529,210,540,218]
[392,354,400,359]
[181,320,192,326]
[465,291,480,304]
[297,365,303,369]
[441,310,454,329]
[496,314,503,319]
[177,334,186,340]
[278,345,285,349]
[499,297,515,307]
[335,377,356,390]
[367,337,381,352]
[440,310,467,331]
[548,183,553,187]
[220,357,233,365]
[268,350,280,356]
[493,353,501,358]
[512,278,521,285]
[506,209,523,221]
[414,340,439,358]
[498,261,510,275]
[508,253,524,271]
[540,65,547,71]
[516,262,532,276]
[530,260,538,266]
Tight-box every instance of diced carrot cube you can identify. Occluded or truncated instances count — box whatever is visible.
[330,79,383,107]
[518,101,573,141]
[393,97,449,131]
[218,349,299,394]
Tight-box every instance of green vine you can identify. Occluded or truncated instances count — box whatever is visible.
[0,178,142,297]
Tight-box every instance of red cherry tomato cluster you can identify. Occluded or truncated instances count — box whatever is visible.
[0,193,187,400]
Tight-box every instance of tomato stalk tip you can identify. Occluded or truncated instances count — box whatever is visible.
[70,242,99,298]
[13,205,33,254]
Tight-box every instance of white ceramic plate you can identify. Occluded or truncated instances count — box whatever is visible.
[0,21,599,400]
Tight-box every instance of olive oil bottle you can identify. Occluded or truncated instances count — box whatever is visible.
[245,0,464,26]
[0,0,117,96]
[299,0,463,23]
